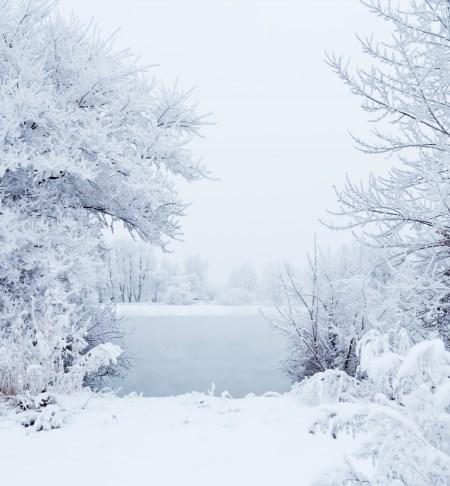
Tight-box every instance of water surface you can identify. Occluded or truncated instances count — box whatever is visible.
[113,310,291,397]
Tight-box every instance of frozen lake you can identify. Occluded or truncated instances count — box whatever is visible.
[112,305,292,397]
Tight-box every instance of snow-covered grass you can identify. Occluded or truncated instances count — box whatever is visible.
[0,391,358,486]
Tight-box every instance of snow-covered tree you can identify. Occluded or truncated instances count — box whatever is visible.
[228,261,259,294]
[106,237,157,303]
[147,265,170,304]
[327,0,450,343]
[163,274,195,305]
[183,255,209,301]
[260,261,284,305]
[105,238,211,304]
[0,0,206,396]
[158,256,210,304]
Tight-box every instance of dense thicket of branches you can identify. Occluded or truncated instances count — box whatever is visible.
[274,244,377,380]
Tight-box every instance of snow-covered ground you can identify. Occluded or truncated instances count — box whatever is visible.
[0,391,358,486]
[0,304,358,486]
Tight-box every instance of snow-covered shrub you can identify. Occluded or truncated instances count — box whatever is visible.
[356,329,409,399]
[274,243,382,381]
[20,404,65,432]
[11,392,66,432]
[82,306,127,389]
[60,343,123,394]
[292,370,363,407]
[310,330,450,485]
[0,0,205,396]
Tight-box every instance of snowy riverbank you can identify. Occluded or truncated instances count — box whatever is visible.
[116,303,277,318]
[0,391,358,486]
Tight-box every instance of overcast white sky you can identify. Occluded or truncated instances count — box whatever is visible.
[59,0,390,282]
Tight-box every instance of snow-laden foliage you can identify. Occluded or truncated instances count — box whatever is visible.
[0,0,205,396]
[327,0,450,344]
[310,330,450,485]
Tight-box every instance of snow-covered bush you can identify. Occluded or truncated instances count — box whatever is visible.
[274,243,381,381]
[8,392,66,432]
[0,0,205,396]
[20,402,65,432]
[292,370,363,407]
[309,330,450,485]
